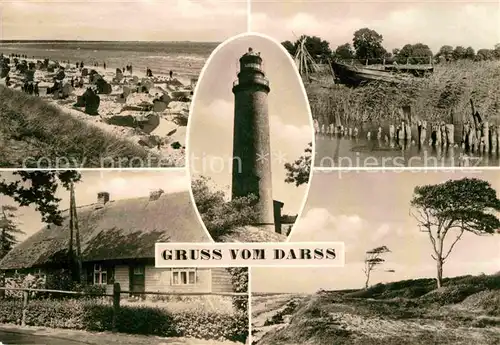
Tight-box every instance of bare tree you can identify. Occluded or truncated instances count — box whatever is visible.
[410,178,500,288]
[363,245,391,288]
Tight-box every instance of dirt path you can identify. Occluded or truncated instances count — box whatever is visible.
[251,294,305,344]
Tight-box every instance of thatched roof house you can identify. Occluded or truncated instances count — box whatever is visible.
[0,191,233,294]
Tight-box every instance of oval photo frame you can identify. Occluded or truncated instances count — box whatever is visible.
[186,32,315,243]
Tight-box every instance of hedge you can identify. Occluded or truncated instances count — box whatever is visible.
[0,298,248,343]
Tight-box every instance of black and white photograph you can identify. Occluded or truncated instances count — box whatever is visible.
[0,0,247,168]
[251,169,500,345]
[252,1,500,167]
[187,33,313,243]
[0,170,249,345]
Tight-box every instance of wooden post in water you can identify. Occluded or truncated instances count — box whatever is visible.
[496,125,500,153]
[435,124,441,146]
[112,282,121,332]
[497,125,500,153]
[483,121,489,153]
[405,122,412,141]
[422,121,427,145]
[417,121,422,146]
[469,126,476,153]
[446,124,454,146]
[21,290,28,326]
[490,125,497,153]
[462,122,468,150]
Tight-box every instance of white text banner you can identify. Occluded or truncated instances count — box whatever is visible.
[155,242,345,267]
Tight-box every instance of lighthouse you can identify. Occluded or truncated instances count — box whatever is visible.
[231,47,276,231]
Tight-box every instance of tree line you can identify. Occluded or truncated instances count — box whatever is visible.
[282,28,500,64]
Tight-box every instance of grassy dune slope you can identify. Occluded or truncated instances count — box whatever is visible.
[0,86,160,168]
[308,61,500,126]
[255,274,500,345]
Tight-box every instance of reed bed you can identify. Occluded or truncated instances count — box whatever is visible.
[308,61,500,127]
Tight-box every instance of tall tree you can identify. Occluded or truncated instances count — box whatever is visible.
[283,35,333,63]
[335,43,355,60]
[284,142,312,187]
[352,28,387,60]
[397,43,433,64]
[452,46,467,60]
[494,43,500,59]
[436,45,454,61]
[191,176,258,241]
[0,171,81,226]
[0,171,83,283]
[281,40,296,56]
[410,178,500,288]
[363,246,391,288]
[464,46,475,60]
[0,205,25,259]
[476,49,494,61]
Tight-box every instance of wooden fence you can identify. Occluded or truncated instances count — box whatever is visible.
[0,284,248,332]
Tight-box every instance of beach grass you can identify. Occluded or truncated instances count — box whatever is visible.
[0,85,162,168]
[308,60,500,126]
[253,273,500,345]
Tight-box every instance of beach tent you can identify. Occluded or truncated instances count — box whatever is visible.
[55,70,66,81]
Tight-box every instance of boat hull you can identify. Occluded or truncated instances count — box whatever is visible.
[384,65,434,77]
[331,62,402,87]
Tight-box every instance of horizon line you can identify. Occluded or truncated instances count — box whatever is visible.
[0,40,222,44]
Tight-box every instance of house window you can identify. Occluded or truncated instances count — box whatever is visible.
[133,266,144,275]
[172,268,196,285]
[93,264,107,285]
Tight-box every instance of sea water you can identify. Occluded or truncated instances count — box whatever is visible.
[0,41,217,80]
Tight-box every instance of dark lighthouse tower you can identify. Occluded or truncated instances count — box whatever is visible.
[231,47,275,230]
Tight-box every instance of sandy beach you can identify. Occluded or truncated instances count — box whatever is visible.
[0,54,197,167]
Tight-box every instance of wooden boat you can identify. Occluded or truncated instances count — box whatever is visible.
[331,61,404,87]
[384,64,434,77]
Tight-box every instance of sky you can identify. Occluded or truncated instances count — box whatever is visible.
[0,169,199,242]
[188,33,313,216]
[251,0,500,53]
[252,169,500,293]
[0,0,247,41]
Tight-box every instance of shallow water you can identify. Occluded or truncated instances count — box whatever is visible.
[0,41,216,79]
[315,134,500,168]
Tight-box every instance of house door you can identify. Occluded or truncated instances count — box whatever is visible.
[129,265,145,296]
